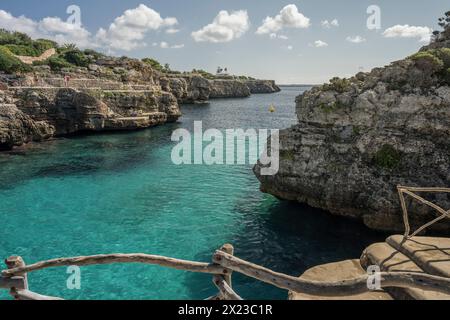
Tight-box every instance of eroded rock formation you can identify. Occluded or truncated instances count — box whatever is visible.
[254,36,450,232]
[0,54,279,150]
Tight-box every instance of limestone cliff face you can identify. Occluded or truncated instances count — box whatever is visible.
[0,86,180,150]
[0,57,182,150]
[160,75,211,103]
[161,75,280,103]
[208,79,251,98]
[245,80,281,94]
[254,41,450,232]
[0,96,54,150]
[0,50,279,150]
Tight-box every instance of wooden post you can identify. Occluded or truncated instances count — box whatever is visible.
[212,244,235,300]
[5,256,28,300]
[219,244,234,288]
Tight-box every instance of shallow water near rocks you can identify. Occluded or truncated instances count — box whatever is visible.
[0,87,384,300]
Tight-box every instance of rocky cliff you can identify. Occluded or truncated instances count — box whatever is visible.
[161,75,279,103]
[0,56,183,150]
[245,80,280,94]
[0,51,279,150]
[254,33,450,232]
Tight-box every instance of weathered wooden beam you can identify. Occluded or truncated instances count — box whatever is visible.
[211,244,237,301]
[397,186,450,193]
[13,290,64,301]
[219,244,234,288]
[2,253,226,277]
[213,250,450,296]
[213,275,243,300]
[5,256,28,300]
[0,276,26,290]
[397,186,450,238]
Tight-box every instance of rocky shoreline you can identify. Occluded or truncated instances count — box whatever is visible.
[0,55,279,150]
[255,28,450,232]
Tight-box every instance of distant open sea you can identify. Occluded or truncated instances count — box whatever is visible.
[0,86,385,300]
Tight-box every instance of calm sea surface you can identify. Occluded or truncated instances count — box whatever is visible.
[0,86,384,300]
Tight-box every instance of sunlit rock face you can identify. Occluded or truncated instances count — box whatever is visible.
[255,41,450,232]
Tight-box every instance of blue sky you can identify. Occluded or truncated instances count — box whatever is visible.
[0,0,448,84]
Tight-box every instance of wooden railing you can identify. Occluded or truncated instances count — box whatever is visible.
[1,243,450,300]
[397,186,450,238]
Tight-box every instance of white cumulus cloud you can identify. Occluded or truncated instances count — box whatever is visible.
[95,4,178,50]
[314,40,328,47]
[321,19,339,28]
[256,4,310,35]
[0,10,93,48]
[191,10,249,43]
[0,5,180,51]
[346,35,366,43]
[382,25,433,43]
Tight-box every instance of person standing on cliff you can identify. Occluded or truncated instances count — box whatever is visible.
[64,75,71,87]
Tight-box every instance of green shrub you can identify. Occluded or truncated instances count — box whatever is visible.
[0,46,32,73]
[62,50,90,67]
[3,44,40,56]
[0,29,32,46]
[323,77,351,93]
[34,39,58,53]
[374,144,402,169]
[142,58,164,71]
[84,49,105,60]
[194,69,215,79]
[410,51,444,72]
[0,31,57,57]
[433,48,450,68]
[47,56,73,71]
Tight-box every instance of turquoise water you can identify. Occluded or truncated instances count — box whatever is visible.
[0,87,384,300]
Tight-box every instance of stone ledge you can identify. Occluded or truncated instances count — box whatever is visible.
[288,259,393,300]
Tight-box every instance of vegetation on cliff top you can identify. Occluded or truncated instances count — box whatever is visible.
[409,48,450,85]
[0,29,260,80]
[0,46,32,73]
[0,29,56,57]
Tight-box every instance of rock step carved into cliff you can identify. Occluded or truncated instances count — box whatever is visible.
[386,235,450,278]
[288,259,394,300]
[361,242,449,300]
[290,235,450,300]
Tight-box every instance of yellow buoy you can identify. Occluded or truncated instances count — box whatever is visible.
[269,104,276,113]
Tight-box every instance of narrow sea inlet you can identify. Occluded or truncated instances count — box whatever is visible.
[0,87,384,300]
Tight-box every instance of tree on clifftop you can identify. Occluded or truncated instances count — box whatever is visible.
[438,11,450,29]
[433,11,450,42]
